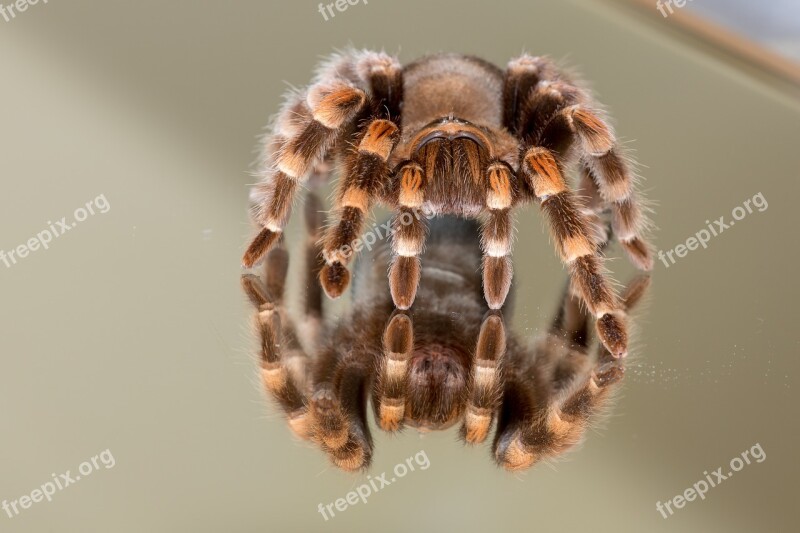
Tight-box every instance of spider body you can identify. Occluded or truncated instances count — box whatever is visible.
[244,50,652,358]
[241,50,654,470]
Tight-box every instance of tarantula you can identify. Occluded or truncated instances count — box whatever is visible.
[243,50,652,357]
[241,50,654,470]
[242,211,649,471]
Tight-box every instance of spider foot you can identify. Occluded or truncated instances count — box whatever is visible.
[242,227,281,268]
[495,430,537,471]
[319,262,350,299]
[594,359,625,387]
[389,256,420,310]
[483,256,512,309]
[324,431,371,472]
[310,386,349,450]
[596,312,628,358]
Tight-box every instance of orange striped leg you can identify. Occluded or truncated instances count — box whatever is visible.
[388,162,427,310]
[310,344,376,471]
[481,162,515,309]
[582,150,653,270]
[462,312,506,444]
[241,272,312,440]
[375,312,414,432]
[319,118,400,298]
[565,106,653,270]
[243,82,366,268]
[498,275,650,471]
[523,146,628,357]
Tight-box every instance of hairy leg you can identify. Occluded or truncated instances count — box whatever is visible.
[374,311,414,431]
[388,162,428,309]
[502,54,631,356]
[241,263,312,440]
[494,275,650,471]
[461,311,507,444]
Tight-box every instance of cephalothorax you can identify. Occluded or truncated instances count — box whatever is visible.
[243,50,652,357]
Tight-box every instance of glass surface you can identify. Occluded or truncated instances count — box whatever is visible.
[686,0,800,63]
[1,1,797,531]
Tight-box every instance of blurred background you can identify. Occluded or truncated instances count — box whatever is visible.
[683,0,800,61]
[0,0,797,531]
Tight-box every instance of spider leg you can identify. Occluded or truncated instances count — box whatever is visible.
[504,55,652,269]
[310,349,375,471]
[461,311,507,444]
[502,55,629,357]
[241,263,312,440]
[318,51,405,300]
[388,162,428,309]
[523,145,628,357]
[242,72,368,268]
[504,287,598,471]
[494,275,649,471]
[502,55,563,138]
[563,103,653,269]
[298,191,326,352]
[581,151,653,270]
[374,311,414,432]
[480,162,515,309]
[549,279,592,348]
[319,117,401,297]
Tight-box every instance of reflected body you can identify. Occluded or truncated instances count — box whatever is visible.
[242,215,649,471]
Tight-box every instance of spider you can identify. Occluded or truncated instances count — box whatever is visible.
[242,209,650,471]
[243,50,652,358]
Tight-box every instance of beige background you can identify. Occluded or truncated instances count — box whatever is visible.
[0,0,798,531]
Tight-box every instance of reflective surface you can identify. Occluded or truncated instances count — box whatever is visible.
[1,1,798,531]
[686,0,800,63]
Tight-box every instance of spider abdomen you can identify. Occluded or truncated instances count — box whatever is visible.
[401,54,505,132]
